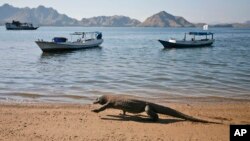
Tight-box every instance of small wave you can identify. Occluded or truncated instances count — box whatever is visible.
[9,92,43,98]
[1,92,94,102]
[159,95,250,103]
[58,95,91,100]
[199,61,228,67]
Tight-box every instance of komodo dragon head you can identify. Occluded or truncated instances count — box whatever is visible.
[93,95,108,105]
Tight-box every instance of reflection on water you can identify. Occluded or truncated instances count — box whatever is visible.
[0,26,250,103]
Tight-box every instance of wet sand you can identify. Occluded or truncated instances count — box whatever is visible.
[0,101,250,141]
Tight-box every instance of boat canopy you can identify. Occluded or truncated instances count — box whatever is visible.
[70,32,101,35]
[188,32,214,36]
[69,31,102,40]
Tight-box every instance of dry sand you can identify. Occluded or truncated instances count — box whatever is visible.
[0,101,250,141]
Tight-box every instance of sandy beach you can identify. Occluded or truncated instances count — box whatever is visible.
[1,100,250,141]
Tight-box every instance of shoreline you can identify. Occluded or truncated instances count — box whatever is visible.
[1,100,250,141]
[0,92,250,104]
[1,92,250,105]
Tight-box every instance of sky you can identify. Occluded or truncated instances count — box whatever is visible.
[1,0,250,24]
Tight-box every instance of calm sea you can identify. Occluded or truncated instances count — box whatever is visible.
[0,26,250,103]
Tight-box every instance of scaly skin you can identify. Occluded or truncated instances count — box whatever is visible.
[92,95,218,123]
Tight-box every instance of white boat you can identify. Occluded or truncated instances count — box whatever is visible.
[35,32,103,52]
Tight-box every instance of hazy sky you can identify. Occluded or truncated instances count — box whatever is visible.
[1,0,250,23]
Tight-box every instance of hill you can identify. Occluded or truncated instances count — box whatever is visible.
[139,11,194,27]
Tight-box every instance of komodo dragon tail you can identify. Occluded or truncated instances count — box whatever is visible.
[151,103,219,123]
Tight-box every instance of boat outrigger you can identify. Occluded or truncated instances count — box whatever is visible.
[35,32,103,52]
[158,32,214,48]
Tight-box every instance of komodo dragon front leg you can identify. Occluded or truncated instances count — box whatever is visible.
[92,102,111,113]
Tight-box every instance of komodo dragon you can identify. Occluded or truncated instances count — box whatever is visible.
[92,95,217,123]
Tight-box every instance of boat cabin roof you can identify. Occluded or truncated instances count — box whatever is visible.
[188,32,214,36]
[70,32,101,35]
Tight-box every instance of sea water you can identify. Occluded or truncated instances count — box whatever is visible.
[0,26,249,103]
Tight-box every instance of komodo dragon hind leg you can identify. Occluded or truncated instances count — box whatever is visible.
[119,110,126,116]
[145,105,159,121]
[122,110,126,115]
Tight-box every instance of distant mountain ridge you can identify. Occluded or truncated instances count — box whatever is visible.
[0,4,140,26]
[0,4,79,26]
[210,23,250,28]
[80,15,141,27]
[0,4,194,27]
[0,4,141,27]
[0,4,249,27]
